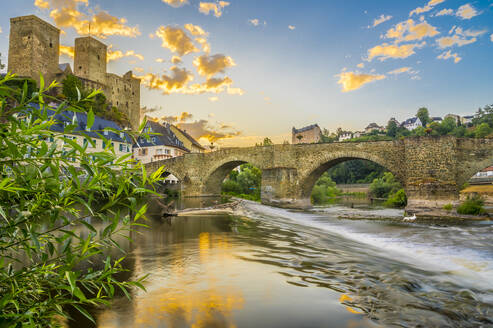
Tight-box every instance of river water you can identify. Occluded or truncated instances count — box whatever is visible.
[70,199,493,328]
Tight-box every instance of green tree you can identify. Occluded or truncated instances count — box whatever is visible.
[62,74,83,102]
[417,107,430,126]
[386,119,398,138]
[0,73,162,326]
[369,172,401,198]
[438,117,457,135]
[475,123,492,138]
[311,172,341,204]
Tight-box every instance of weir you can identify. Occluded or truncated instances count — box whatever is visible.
[145,136,493,215]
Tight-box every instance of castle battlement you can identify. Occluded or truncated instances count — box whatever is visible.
[7,15,141,130]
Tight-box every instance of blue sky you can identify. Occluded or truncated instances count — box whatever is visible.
[0,0,492,146]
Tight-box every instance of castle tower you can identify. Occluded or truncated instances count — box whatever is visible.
[8,15,60,86]
[74,37,107,85]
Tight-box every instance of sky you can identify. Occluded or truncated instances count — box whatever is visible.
[0,0,492,147]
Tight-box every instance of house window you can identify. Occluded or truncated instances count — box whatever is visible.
[151,137,157,143]
[104,129,109,136]
[164,149,170,155]
[119,132,124,139]
[119,144,129,152]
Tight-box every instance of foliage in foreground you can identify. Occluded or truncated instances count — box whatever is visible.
[221,164,261,201]
[457,195,486,215]
[0,73,163,326]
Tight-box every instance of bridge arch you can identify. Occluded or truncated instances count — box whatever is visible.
[457,156,493,189]
[298,151,404,199]
[202,155,263,196]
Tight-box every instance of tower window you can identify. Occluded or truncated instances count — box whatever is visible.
[79,66,82,70]
[97,55,100,60]
[49,42,53,48]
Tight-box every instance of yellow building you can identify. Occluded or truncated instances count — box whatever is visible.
[170,125,206,153]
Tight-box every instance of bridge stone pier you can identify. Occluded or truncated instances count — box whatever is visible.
[145,137,493,215]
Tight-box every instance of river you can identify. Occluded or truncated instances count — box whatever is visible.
[69,199,493,328]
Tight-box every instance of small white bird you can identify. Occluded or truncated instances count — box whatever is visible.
[403,214,416,222]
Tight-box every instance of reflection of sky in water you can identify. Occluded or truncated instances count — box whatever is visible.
[92,216,370,328]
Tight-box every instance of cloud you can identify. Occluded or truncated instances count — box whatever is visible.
[36,0,140,39]
[388,67,411,74]
[193,54,236,77]
[153,26,199,56]
[199,1,230,18]
[385,19,439,43]
[367,42,425,61]
[59,45,75,57]
[456,4,479,19]
[139,66,195,95]
[436,27,485,48]
[435,8,453,16]
[209,96,219,102]
[372,14,392,27]
[171,56,182,64]
[249,19,259,26]
[161,112,193,123]
[139,70,243,96]
[107,45,144,62]
[357,63,364,68]
[162,0,188,8]
[336,71,386,92]
[133,67,144,73]
[195,37,211,53]
[491,34,493,42]
[184,23,208,36]
[288,25,296,30]
[437,50,462,63]
[177,119,240,143]
[410,0,445,16]
[156,58,165,63]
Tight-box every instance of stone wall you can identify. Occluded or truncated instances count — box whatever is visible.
[8,15,60,86]
[146,137,493,214]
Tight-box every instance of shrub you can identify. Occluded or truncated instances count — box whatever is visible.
[369,172,401,198]
[385,189,407,208]
[443,203,453,211]
[457,195,486,215]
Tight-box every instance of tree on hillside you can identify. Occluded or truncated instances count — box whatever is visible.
[62,74,83,102]
[262,137,273,146]
[386,119,398,137]
[417,107,431,126]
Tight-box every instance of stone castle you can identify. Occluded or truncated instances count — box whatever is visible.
[7,15,141,130]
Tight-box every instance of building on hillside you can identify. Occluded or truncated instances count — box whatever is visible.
[444,114,461,125]
[338,132,353,141]
[170,125,205,153]
[20,106,132,166]
[7,15,141,130]
[292,124,321,144]
[431,117,443,123]
[365,123,384,134]
[133,120,190,183]
[401,117,423,131]
[461,115,474,126]
[353,131,364,138]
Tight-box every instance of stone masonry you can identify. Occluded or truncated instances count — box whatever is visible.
[8,15,141,130]
[145,136,493,215]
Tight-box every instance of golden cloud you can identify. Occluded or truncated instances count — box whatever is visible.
[409,0,445,16]
[437,50,462,63]
[193,54,236,77]
[367,42,425,61]
[288,25,296,30]
[156,58,165,63]
[435,8,453,16]
[337,71,386,92]
[38,0,140,39]
[385,19,439,43]
[357,63,364,68]
[59,44,74,57]
[184,23,208,36]
[456,4,479,20]
[107,45,144,62]
[177,119,240,143]
[133,67,144,73]
[199,1,230,18]
[195,37,211,53]
[388,67,411,74]
[139,70,243,96]
[153,26,199,56]
[209,96,219,102]
[436,27,485,48]
[161,112,193,123]
[372,14,392,28]
[491,34,493,42]
[171,56,182,64]
[162,0,188,8]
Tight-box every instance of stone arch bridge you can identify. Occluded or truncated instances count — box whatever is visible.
[145,137,493,212]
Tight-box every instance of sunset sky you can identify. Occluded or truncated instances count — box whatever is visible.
[0,0,492,147]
